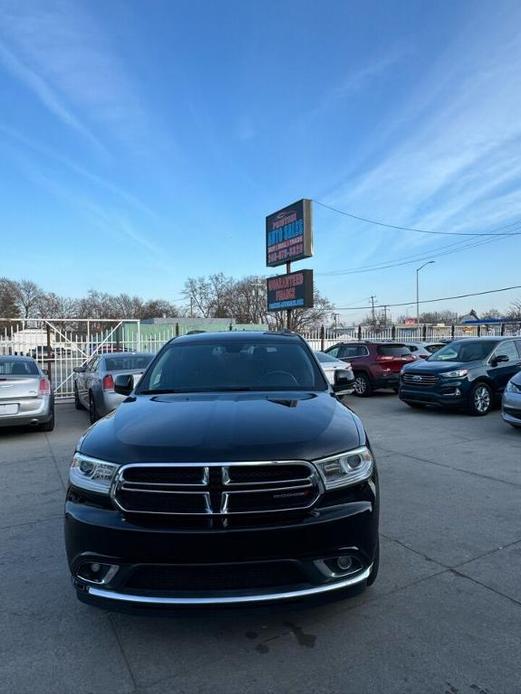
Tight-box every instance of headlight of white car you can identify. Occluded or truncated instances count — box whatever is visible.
[314,446,374,489]
[506,380,521,394]
[70,452,118,494]
[442,369,468,378]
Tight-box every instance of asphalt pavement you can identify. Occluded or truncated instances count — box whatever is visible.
[1,396,521,694]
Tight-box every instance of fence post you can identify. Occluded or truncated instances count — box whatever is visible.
[320,324,325,352]
[477,325,481,337]
[175,322,179,337]
[46,323,52,383]
[422,324,427,340]
[391,325,396,340]
[357,324,362,341]
[501,322,505,336]
[451,324,455,338]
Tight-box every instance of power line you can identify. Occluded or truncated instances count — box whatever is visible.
[331,284,521,311]
[316,232,511,277]
[314,199,521,238]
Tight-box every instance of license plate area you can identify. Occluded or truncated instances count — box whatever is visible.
[0,404,19,415]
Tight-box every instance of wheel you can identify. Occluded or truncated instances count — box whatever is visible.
[468,382,492,416]
[74,384,83,410]
[89,393,99,424]
[404,401,426,409]
[39,408,55,432]
[353,372,373,397]
[367,537,380,587]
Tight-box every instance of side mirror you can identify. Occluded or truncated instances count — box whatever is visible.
[333,369,353,394]
[492,354,509,366]
[114,373,134,396]
[73,366,85,373]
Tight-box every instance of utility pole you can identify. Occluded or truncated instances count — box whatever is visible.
[416,261,435,325]
[369,296,377,324]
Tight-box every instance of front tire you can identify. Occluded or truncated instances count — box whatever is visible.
[468,382,492,416]
[353,372,373,397]
[89,393,99,424]
[74,384,83,410]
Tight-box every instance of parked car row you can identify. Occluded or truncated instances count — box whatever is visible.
[323,337,521,423]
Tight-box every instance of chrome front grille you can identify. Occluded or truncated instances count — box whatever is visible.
[112,462,320,516]
[402,373,438,386]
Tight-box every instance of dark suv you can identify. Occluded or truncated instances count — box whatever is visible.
[325,341,415,396]
[65,331,379,610]
[399,337,521,415]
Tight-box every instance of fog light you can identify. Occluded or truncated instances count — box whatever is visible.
[337,556,353,571]
[77,562,119,585]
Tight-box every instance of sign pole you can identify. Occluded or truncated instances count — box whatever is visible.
[286,261,292,330]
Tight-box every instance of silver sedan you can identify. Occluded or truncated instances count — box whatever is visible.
[0,356,54,430]
[502,371,521,428]
[315,351,355,394]
[73,352,154,423]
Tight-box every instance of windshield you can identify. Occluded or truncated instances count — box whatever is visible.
[377,344,411,357]
[104,355,153,371]
[0,359,39,376]
[138,340,328,393]
[315,352,340,363]
[428,340,496,362]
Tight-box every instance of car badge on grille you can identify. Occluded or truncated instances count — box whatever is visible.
[412,375,422,382]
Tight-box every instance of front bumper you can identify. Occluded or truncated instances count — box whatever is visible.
[502,391,521,426]
[65,490,378,609]
[399,379,469,406]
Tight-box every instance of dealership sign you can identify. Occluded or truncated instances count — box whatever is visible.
[265,199,313,267]
[266,270,314,311]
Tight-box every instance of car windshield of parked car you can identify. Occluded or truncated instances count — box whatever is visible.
[377,344,411,357]
[315,351,340,364]
[428,341,495,362]
[0,359,39,376]
[425,344,444,354]
[138,340,327,393]
[104,355,153,371]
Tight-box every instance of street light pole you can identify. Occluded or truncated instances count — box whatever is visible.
[416,261,435,325]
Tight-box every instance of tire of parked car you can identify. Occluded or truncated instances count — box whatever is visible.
[88,392,99,424]
[468,381,493,416]
[74,384,83,410]
[353,372,373,397]
[39,407,55,432]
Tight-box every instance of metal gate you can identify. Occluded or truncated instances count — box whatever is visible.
[0,318,174,400]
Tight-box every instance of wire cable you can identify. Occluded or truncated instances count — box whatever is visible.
[331,284,521,311]
[314,200,521,237]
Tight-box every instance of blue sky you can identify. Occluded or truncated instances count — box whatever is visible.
[1,0,520,321]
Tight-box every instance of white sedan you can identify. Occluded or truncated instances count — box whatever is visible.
[315,351,355,394]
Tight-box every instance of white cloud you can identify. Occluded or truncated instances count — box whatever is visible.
[0,0,158,152]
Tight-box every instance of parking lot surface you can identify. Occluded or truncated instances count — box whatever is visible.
[1,396,521,694]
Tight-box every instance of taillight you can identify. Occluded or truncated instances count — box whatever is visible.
[375,355,393,362]
[102,374,115,391]
[38,378,50,396]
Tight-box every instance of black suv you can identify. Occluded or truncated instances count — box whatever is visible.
[65,331,379,609]
[399,337,521,415]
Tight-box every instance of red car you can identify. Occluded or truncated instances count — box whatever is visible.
[324,342,415,396]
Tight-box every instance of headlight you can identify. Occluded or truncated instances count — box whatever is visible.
[70,452,118,494]
[314,446,374,490]
[442,369,468,378]
[506,380,521,394]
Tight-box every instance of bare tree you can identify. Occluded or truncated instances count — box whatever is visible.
[12,280,44,318]
[183,274,234,318]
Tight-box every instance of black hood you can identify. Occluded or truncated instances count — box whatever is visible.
[79,391,364,464]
